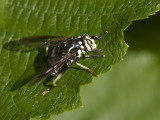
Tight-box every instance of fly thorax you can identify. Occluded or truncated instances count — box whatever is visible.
[83,35,97,51]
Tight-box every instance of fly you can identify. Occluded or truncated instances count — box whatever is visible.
[19,31,108,95]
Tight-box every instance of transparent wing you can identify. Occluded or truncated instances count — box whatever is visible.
[29,53,75,86]
[29,67,54,86]
[19,36,68,48]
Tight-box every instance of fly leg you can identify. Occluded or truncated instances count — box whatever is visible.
[75,61,98,77]
[42,66,69,95]
[83,54,105,58]
[80,54,104,76]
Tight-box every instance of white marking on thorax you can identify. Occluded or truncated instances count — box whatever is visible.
[77,49,82,58]
[79,41,82,45]
[82,50,85,54]
[80,45,84,49]
[78,49,81,55]
[68,44,75,52]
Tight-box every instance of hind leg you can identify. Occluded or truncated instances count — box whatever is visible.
[42,66,69,95]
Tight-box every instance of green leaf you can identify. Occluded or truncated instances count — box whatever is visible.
[0,0,160,119]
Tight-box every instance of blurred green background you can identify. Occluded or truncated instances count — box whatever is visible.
[49,11,160,120]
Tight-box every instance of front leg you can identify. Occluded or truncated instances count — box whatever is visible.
[83,54,105,58]
[92,48,102,52]
[75,61,98,77]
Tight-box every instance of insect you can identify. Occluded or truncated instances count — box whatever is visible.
[19,31,108,95]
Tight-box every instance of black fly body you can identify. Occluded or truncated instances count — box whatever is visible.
[19,31,108,95]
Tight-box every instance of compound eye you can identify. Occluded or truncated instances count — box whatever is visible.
[91,43,94,48]
[89,40,93,45]
[87,40,94,48]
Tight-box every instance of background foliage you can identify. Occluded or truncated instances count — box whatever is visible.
[0,0,160,120]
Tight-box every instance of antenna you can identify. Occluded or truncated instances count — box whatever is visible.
[92,31,108,39]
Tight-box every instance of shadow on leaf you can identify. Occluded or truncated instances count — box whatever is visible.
[10,50,53,91]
